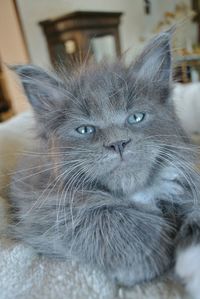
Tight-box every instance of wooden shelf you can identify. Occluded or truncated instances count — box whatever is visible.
[39,11,123,68]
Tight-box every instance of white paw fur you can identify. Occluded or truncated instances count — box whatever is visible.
[132,166,183,205]
[175,244,200,299]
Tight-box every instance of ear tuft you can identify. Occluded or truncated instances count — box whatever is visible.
[132,28,174,85]
[12,64,65,113]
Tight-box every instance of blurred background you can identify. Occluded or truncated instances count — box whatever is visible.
[1,0,200,138]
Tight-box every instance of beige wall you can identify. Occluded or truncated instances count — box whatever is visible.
[0,0,30,114]
[16,0,197,67]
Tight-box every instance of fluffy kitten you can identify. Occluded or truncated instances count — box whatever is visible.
[9,30,200,289]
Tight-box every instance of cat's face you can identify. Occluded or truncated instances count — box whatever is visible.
[15,30,181,195]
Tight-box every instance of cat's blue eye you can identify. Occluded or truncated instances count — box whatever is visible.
[76,125,95,135]
[127,112,145,124]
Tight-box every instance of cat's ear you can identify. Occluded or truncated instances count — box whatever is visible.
[13,65,65,114]
[131,29,173,85]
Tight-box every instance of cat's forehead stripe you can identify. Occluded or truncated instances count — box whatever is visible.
[69,99,127,126]
[75,95,127,121]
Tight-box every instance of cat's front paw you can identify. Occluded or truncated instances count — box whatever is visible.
[132,166,184,206]
[175,213,200,299]
[175,244,200,299]
[154,165,184,197]
[110,269,138,288]
[109,266,155,288]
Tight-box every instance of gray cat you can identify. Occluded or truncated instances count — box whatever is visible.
[8,30,200,288]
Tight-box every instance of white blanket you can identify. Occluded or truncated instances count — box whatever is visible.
[0,111,189,299]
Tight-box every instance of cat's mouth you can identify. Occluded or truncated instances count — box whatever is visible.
[104,150,133,162]
[96,150,145,181]
[106,154,134,174]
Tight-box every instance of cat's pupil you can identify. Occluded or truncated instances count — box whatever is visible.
[76,125,95,135]
[127,113,145,124]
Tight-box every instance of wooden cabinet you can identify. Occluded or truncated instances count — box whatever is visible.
[39,11,122,68]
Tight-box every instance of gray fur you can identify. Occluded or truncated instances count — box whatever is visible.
[8,30,200,287]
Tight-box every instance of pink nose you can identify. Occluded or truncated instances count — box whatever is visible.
[104,139,131,157]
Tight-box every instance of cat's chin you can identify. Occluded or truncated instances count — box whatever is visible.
[99,169,148,196]
[98,158,151,195]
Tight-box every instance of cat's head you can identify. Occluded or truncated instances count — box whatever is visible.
[14,30,183,195]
